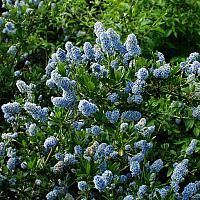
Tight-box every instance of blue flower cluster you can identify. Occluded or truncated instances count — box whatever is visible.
[16,80,34,94]
[171,159,189,193]
[186,139,197,155]
[107,92,119,103]
[78,181,88,191]
[73,121,85,131]
[74,145,83,155]
[130,160,141,176]
[1,102,20,121]
[134,140,153,154]
[150,159,163,173]
[121,111,142,121]
[93,170,113,192]
[157,52,165,65]
[105,110,120,123]
[64,153,77,165]
[0,142,5,157]
[192,105,200,120]
[180,52,200,76]
[90,63,108,78]
[27,123,37,136]
[2,21,16,34]
[127,94,143,104]
[7,45,17,55]
[24,102,49,122]
[44,136,58,150]
[136,68,149,80]
[155,186,170,199]
[137,185,148,198]
[153,64,171,79]
[90,125,102,136]
[47,69,77,108]
[182,182,200,200]
[78,99,98,117]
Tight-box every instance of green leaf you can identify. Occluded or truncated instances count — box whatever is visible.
[184,119,195,130]
[193,127,200,137]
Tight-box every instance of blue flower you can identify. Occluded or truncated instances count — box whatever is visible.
[157,52,165,65]
[150,159,163,173]
[78,181,88,191]
[55,152,64,161]
[107,28,124,53]
[182,183,198,200]
[14,70,21,77]
[192,105,200,120]
[83,42,95,60]
[121,111,141,121]
[102,170,113,185]
[73,121,84,131]
[123,195,134,200]
[187,52,199,63]
[0,143,5,157]
[153,64,170,79]
[94,47,104,62]
[130,160,141,176]
[7,157,16,171]
[99,32,113,55]
[90,63,108,78]
[94,21,105,38]
[27,123,37,136]
[93,175,106,192]
[105,110,120,123]
[155,186,170,199]
[24,102,48,122]
[137,185,148,198]
[119,175,127,183]
[91,125,102,136]
[124,81,134,93]
[186,139,197,155]
[104,145,114,156]
[130,152,144,163]
[74,145,83,155]
[46,190,58,200]
[124,33,141,57]
[56,48,66,62]
[107,93,119,103]
[71,47,82,62]
[16,80,32,94]
[171,159,189,193]
[191,61,200,74]
[137,68,149,80]
[51,93,76,108]
[127,94,143,104]
[120,123,129,132]
[44,136,57,149]
[134,140,153,154]
[1,102,20,119]
[64,153,77,165]
[78,99,98,117]
[3,22,16,34]
[110,59,119,69]
[7,45,17,55]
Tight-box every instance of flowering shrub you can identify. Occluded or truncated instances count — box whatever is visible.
[0,22,200,199]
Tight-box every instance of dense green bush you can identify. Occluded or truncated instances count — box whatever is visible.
[0,0,199,111]
[0,22,199,199]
